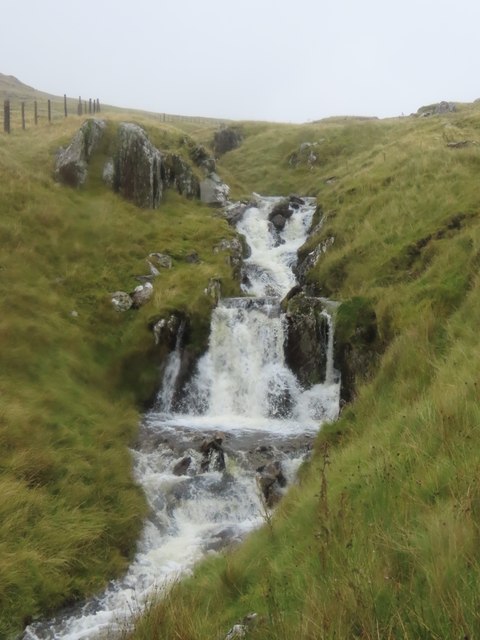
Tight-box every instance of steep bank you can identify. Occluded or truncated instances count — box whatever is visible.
[0,115,240,637]
[130,104,480,638]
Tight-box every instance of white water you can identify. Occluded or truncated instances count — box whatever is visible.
[24,195,339,640]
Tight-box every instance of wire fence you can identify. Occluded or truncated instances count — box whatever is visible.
[2,95,101,133]
[1,95,228,134]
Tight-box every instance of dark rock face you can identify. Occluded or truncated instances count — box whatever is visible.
[173,456,192,476]
[112,123,163,208]
[283,292,329,388]
[200,433,226,472]
[213,126,243,156]
[162,153,200,199]
[55,119,106,187]
[334,296,379,402]
[189,144,216,173]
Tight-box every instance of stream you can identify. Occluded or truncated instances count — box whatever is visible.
[24,194,340,639]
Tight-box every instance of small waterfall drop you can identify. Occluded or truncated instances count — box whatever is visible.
[24,195,340,640]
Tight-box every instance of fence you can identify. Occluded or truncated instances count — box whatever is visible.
[2,95,101,133]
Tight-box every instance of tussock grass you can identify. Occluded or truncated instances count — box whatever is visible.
[129,104,480,639]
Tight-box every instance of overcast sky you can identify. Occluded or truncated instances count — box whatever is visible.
[2,0,480,122]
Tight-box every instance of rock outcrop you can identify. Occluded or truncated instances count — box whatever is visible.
[112,123,163,208]
[200,172,230,206]
[417,101,457,117]
[55,119,106,187]
[256,461,287,507]
[213,126,243,156]
[213,237,244,278]
[162,153,200,199]
[282,292,330,387]
[189,143,216,173]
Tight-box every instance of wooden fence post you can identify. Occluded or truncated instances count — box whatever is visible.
[96,98,100,113]
[21,102,26,130]
[88,98,92,114]
[48,99,51,123]
[77,97,82,116]
[34,100,38,125]
[64,94,67,118]
[4,100,10,133]
[93,99,96,114]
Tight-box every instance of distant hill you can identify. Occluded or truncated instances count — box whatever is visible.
[0,72,58,101]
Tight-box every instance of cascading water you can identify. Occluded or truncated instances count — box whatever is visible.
[24,195,340,640]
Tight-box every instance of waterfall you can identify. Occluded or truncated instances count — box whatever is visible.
[24,195,340,640]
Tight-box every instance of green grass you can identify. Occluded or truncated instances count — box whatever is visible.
[128,104,480,639]
[0,113,239,636]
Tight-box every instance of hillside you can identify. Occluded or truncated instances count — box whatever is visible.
[129,106,480,638]
[0,109,240,636]
[3,91,480,639]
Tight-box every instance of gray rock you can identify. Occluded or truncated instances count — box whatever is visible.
[189,144,216,172]
[112,123,163,208]
[417,101,457,117]
[200,172,230,206]
[213,126,243,156]
[256,461,287,507]
[55,119,106,187]
[223,201,250,225]
[162,153,200,199]
[213,237,244,278]
[151,313,184,348]
[205,277,222,303]
[185,251,200,264]
[111,291,133,312]
[102,159,114,186]
[130,282,153,308]
[149,252,172,269]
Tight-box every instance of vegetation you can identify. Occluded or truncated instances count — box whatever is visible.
[0,112,239,637]
[129,105,480,638]
[4,80,480,639]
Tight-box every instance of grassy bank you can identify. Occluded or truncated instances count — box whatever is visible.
[129,105,480,638]
[0,114,239,636]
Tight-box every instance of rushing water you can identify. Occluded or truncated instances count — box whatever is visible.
[24,195,340,640]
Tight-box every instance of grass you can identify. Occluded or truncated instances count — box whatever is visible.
[127,103,480,639]
[0,112,239,636]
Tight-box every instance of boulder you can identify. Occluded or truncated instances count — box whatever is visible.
[417,101,457,117]
[55,119,106,187]
[283,292,330,387]
[223,201,250,225]
[200,432,226,472]
[256,461,287,507]
[173,456,192,476]
[148,252,172,269]
[111,291,133,312]
[112,123,163,208]
[162,153,200,199]
[200,172,230,206]
[213,126,243,155]
[130,282,153,308]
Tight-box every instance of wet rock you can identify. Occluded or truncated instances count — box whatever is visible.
[162,153,200,199]
[150,313,186,348]
[295,236,335,282]
[55,118,106,187]
[111,290,133,312]
[283,292,329,387]
[213,126,243,156]
[130,282,153,308]
[112,123,163,208]
[289,194,305,207]
[200,172,230,206]
[256,461,287,507]
[224,613,258,640]
[200,432,226,472]
[173,456,192,476]
[223,201,250,225]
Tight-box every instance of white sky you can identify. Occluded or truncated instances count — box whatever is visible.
[2,0,480,122]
